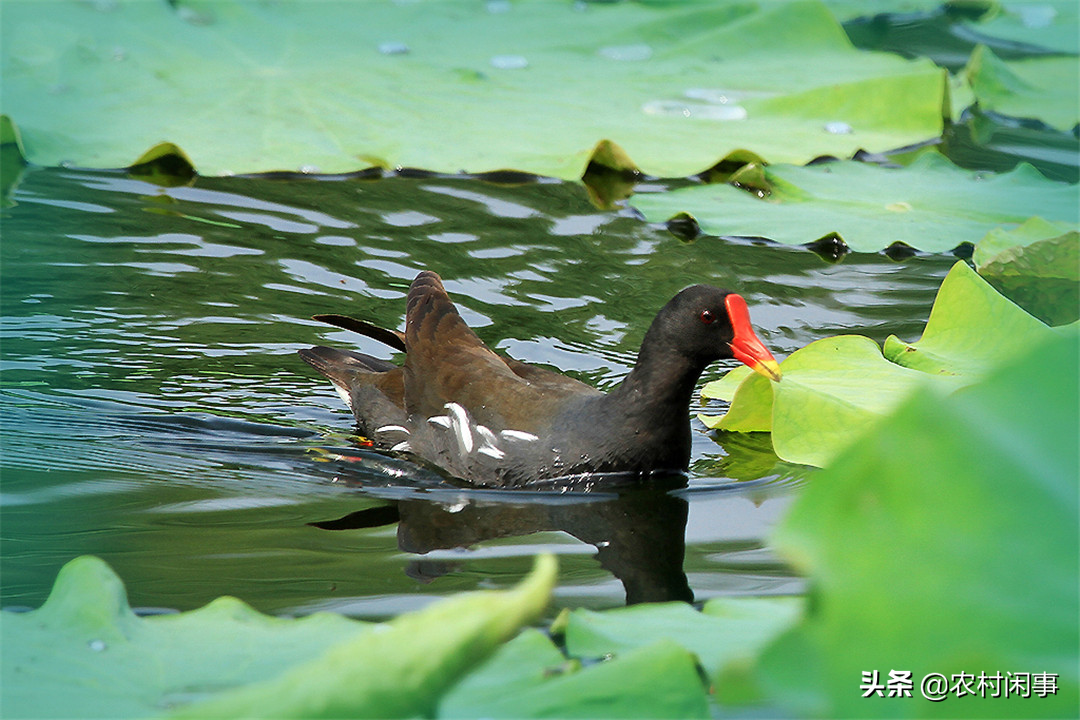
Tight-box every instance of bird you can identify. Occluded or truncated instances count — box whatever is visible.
[299,270,781,487]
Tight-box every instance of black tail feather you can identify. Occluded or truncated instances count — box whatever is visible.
[312,314,406,352]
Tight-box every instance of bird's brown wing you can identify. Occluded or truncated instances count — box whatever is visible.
[402,271,596,430]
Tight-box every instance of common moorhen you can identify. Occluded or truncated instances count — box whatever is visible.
[300,271,781,487]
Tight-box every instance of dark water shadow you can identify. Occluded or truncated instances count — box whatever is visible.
[309,474,695,605]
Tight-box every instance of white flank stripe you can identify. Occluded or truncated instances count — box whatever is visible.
[475,425,499,445]
[375,424,410,435]
[478,445,506,460]
[500,429,539,442]
[444,402,474,454]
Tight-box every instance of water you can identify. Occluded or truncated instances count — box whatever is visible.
[1,166,956,618]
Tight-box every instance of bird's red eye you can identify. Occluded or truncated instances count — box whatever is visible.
[699,309,715,325]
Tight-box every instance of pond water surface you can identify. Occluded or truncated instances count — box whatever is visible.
[1,166,958,618]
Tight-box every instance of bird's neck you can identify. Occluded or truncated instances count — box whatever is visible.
[608,345,704,427]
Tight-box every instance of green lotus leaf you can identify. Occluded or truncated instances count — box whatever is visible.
[973,216,1077,266]
[1,0,949,178]
[440,632,710,719]
[1,114,27,206]
[965,44,1080,131]
[974,1,1079,54]
[703,262,1057,466]
[172,554,556,718]
[759,328,1080,717]
[700,365,753,404]
[439,629,569,718]
[974,218,1079,326]
[699,366,772,432]
[1,554,556,720]
[0,556,371,719]
[771,336,967,467]
[821,0,960,22]
[630,153,1079,252]
[883,260,1058,375]
[561,598,802,681]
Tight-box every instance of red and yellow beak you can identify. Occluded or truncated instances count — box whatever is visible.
[724,294,782,382]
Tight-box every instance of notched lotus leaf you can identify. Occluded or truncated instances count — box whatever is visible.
[172,553,556,719]
[586,139,640,176]
[438,629,569,718]
[1,0,948,177]
[2,554,557,720]
[0,556,371,719]
[883,260,1056,375]
[632,153,1078,252]
[698,149,768,184]
[128,142,198,187]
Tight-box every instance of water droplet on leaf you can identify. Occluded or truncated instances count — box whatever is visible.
[642,100,746,121]
[490,55,528,69]
[598,44,652,62]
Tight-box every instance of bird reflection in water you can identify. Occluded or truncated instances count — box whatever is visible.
[309,472,694,605]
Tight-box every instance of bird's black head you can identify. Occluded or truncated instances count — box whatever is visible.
[646,285,781,381]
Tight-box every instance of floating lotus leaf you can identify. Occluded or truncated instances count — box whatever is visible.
[882,260,1060,375]
[975,1,1080,55]
[974,217,1079,326]
[0,556,369,719]
[440,631,710,719]
[702,262,1058,466]
[965,44,1080,131]
[1,554,556,719]
[821,0,953,22]
[759,329,1079,717]
[630,153,1079,252]
[1,0,948,177]
[561,598,802,680]
[700,365,773,432]
[0,114,27,206]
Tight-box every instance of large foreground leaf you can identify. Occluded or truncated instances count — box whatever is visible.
[1,0,948,177]
[759,328,1079,717]
[630,153,1078,252]
[702,262,1059,465]
[0,556,371,719]
[1,554,556,719]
